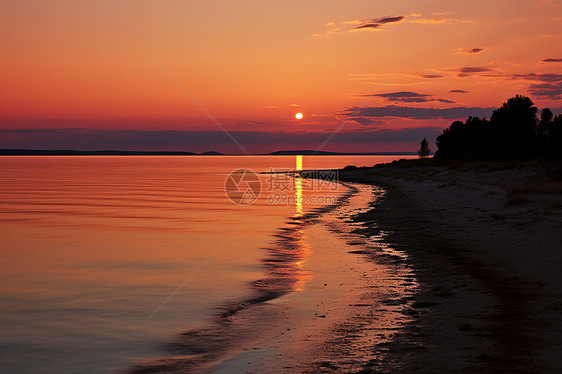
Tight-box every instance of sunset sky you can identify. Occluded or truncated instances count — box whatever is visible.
[1,0,561,153]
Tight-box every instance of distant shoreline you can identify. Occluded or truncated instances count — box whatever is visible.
[0,149,418,156]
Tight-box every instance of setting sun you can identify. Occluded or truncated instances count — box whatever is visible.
[295,112,303,120]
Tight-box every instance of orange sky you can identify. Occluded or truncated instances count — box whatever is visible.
[1,0,561,152]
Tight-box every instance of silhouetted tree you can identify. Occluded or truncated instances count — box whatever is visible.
[418,138,431,158]
[537,108,554,154]
[490,95,538,158]
[435,117,490,160]
[436,121,466,159]
[540,108,554,125]
[538,108,554,137]
[435,95,560,161]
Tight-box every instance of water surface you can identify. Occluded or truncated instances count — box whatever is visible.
[0,155,413,373]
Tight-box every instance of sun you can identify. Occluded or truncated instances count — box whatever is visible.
[295,112,303,120]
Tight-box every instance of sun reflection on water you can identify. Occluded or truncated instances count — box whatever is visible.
[295,155,303,171]
[294,177,303,217]
[294,155,304,218]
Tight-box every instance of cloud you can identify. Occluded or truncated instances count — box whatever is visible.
[354,16,405,30]
[318,16,405,35]
[364,91,455,104]
[460,71,562,83]
[373,91,430,100]
[419,74,445,79]
[355,23,382,30]
[373,16,405,24]
[343,105,495,120]
[462,71,562,96]
[540,58,562,63]
[457,66,493,73]
[452,66,493,77]
[349,117,382,126]
[314,14,472,37]
[528,82,562,99]
[449,89,469,93]
[455,47,486,54]
[511,73,562,82]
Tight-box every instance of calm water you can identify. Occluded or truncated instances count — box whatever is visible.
[0,155,413,373]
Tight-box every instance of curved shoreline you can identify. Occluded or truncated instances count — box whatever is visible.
[124,162,562,373]
[124,182,368,373]
[124,179,423,374]
[339,164,562,373]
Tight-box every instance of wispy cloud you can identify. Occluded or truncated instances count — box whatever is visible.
[450,66,494,77]
[528,82,562,99]
[354,16,405,30]
[313,13,472,37]
[370,91,431,102]
[449,89,469,93]
[342,105,495,120]
[354,23,383,30]
[362,91,456,104]
[540,58,562,63]
[419,74,445,79]
[454,47,486,54]
[445,69,562,99]
[510,73,562,82]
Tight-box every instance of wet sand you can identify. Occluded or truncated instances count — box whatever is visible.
[125,183,420,373]
[125,161,562,373]
[337,161,562,373]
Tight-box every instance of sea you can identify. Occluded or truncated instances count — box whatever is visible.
[0,155,415,373]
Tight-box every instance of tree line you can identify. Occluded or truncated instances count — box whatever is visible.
[425,95,562,160]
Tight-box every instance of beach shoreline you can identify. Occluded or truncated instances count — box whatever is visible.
[124,177,426,374]
[124,181,409,373]
[121,160,562,373]
[335,161,562,373]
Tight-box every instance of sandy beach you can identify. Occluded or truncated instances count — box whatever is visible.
[122,161,562,373]
[336,161,562,373]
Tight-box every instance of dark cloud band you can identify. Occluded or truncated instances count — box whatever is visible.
[0,127,443,151]
[344,105,496,120]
